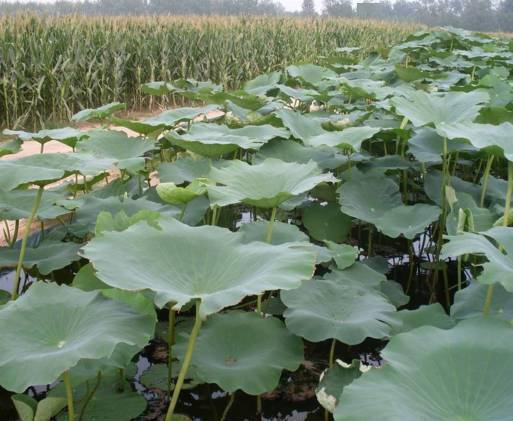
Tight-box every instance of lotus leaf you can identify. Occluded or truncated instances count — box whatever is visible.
[176,311,303,395]
[71,102,126,122]
[282,277,396,345]
[3,127,86,148]
[82,218,315,316]
[208,158,337,208]
[0,138,22,157]
[0,282,154,392]
[303,202,352,243]
[335,317,513,420]
[166,123,288,157]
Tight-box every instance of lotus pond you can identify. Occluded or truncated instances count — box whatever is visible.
[1,26,513,421]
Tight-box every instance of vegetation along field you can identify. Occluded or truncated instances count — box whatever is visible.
[2,25,513,420]
[0,14,420,129]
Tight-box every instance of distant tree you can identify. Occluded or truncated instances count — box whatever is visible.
[498,0,513,31]
[302,0,316,15]
[323,0,353,16]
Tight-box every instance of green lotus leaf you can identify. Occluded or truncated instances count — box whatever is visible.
[287,64,336,86]
[0,138,22,157]
[71,102,126,122]
[391,90,489,127]
[0,282,154,392]
[244,71,281,95]
[70,195,177,236]
[316,360,362,413]
[208,158,337,208]
[442,227,513,291]
[0,239,82,275]
[306,126,381,151]
[238,220,308,244]
[110,105,220,135]
[166,123,288,157]
[256,139,347,170]
[77,129,154,172]
[95,210,162,236]
[338,175,402,222]
[324,241,358,270]
[395,64,446,81]
[338,77,395,100]
[82,218,315,317]
[276,109,333,143]
[12,394,67,421]
[176,311,303,395]
[3,127,86,148]
[437,121,513,161]
[0,153,115,190]
[334,317,513,420]
[276,84,320,102]
[282,277,396,345]
[388,303,454,335]
[408,127,475,164]
[0,189,68,220]
[158,156,215,184]
[156,179,207,206]
[374,203,441,239]
[324,262,386,288]
[451,282,513,321]
[54,374,146,421]
[303,202,352,243]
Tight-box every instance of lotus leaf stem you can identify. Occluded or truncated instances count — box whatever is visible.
[265,207,277,244]
[168,306,176,394]
[63,370,75,421]
[483,160,513,314]
[165,301,202,421]
[480,155,494,208]
[329,338,336,368]
[12,185,44,300]
[220,393,236,421]
[78,371,102,421]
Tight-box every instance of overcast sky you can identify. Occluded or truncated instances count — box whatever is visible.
[280,0,324,12]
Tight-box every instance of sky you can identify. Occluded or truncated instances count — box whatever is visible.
[279,0,324,12]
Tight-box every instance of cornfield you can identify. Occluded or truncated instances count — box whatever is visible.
[0,14,421,129]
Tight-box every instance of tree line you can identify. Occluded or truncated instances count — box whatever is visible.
[0,0,511,32]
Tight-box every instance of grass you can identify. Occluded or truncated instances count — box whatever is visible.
[0,14,422,129]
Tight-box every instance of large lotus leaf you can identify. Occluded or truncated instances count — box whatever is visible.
[0,240,81,275]
[244,71,281,95]
[324,242,358,270]
[94,210,162,236]
[282,278,396,345]
[388,303,454,335]
[324,262,386,288]
[0,283,154,393]
[306,126,381,151]
[69,195,177,236]
[276,109,327,142]
[71,102,126,122]
[54,375,146,421]
[408,127,475,164]
[0,138,22,157]
[208,158,337,208]
[303,202,352,243]
[437,121,513,161]
[442,228,513,291]
[287,64,336,86]
[3,127,86,148]
[374,203,441,239]
[77,129,154,172]
[0,189,68,220]
[451,282,513,321]
[0,153,115,190]
[158,157,214,184]
[276,84,320,102]
[334,317,513,420]
[176,312,303,395]
[82,218,315,317]
[338,176,402,222]
[238,220,308,244]
[111,105,220,135]
[166,123,288,157]
[391,90,489,127]
[424,171,481,206]
[256,139,347,170]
